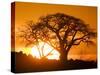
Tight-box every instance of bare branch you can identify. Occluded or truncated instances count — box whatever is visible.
[73,40,82,45]
[44,49,54,58]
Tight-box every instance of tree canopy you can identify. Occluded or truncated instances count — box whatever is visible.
[19,13,96,61]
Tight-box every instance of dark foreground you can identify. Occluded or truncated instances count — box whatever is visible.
[11,52,97,73]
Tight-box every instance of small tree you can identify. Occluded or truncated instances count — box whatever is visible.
[19,13,96,63]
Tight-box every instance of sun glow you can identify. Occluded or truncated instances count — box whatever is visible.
[30,41,60,60]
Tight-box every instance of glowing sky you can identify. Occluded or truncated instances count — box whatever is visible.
[13,2,97,61]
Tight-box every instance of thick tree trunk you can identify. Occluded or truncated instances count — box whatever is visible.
[60,51,67,63]
[59,45,72,64]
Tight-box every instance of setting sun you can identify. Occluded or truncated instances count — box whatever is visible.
[30,41,60,60]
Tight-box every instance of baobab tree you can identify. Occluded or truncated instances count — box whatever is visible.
[19,13,96,63]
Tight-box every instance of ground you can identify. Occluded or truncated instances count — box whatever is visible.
[11,52,97,73]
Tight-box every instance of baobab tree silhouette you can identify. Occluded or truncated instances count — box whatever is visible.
[19,13,96,63]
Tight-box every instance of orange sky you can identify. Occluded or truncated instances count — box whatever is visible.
[13,2,97,61]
